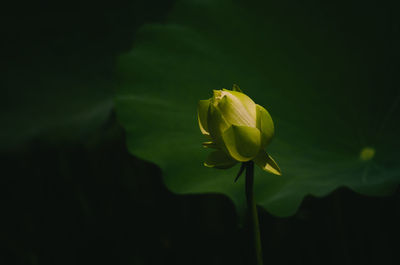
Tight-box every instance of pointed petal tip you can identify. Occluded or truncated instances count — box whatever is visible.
[269,167,282,176]
[254,151,282,176]
[232,84,242,92]
[257,162,282,176]
[203,161,213,168]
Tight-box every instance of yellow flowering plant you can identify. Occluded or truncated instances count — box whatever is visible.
[198,84,281,176]
[198,84,281,265]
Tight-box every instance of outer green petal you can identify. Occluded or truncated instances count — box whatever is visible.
[218,90,257,127]
[256,104,274,148]
[197,99,211,136]
[202,141,218,149]
[204,150,238,169]
[254,150,281,175]
[222,125,261,162]
[207,103,230,146]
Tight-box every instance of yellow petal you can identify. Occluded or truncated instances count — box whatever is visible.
[197,99,210,136]
[256,104,274,148]
[216,90,257,127]
[222,125,261,162]
[204,150,238,169]
[207,103,230,145]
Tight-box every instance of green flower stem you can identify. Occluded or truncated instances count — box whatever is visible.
[245,161,263,265]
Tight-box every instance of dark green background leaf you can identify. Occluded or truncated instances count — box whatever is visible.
[116,0,400,216]
[1,0,174,151]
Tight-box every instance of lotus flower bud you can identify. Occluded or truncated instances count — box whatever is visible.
[198,85,281,175]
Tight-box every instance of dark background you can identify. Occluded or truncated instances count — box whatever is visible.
[1,0,399,264]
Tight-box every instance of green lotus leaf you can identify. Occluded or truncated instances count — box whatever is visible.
[1,52,113,151]
[115,0,400,217]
